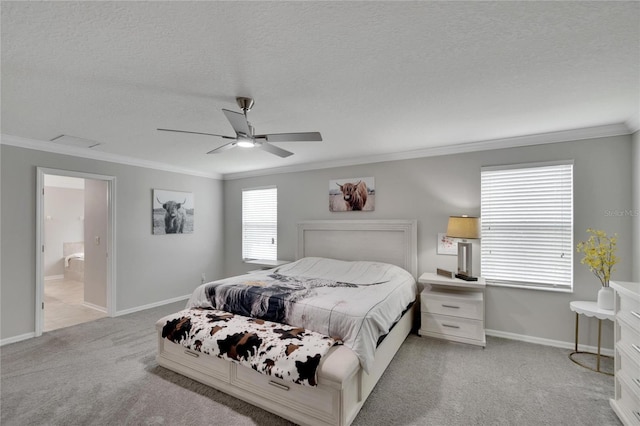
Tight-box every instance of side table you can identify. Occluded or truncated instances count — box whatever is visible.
[418,272,486,347]
[569,301,614,375]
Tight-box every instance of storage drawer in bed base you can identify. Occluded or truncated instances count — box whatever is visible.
[231,365,340,425]
[157,336,346,426]
[158,336,230,382]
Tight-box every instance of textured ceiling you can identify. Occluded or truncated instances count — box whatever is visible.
[2,1,638,177]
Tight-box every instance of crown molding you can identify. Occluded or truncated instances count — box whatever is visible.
[0,134,223,180]
[2,122,631,182]
[626,117,640,134]
[223,122,632,180]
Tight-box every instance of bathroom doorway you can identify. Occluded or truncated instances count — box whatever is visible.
[36,168,115,336]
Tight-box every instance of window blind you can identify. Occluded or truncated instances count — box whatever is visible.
[481,161,573,291]
[242,187,277,261]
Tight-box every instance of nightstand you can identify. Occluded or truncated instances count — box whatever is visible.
[418,272,486,347]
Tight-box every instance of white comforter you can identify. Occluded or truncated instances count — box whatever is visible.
[186,257,417,372]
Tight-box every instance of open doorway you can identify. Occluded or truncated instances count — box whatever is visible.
[36,168,116,336]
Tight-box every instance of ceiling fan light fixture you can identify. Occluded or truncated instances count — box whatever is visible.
[236,136,255,148]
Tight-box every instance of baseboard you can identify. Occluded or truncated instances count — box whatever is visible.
[82,301,107,313]
[3,307,611,357]
[1,295,189,346]
[114,294,190,317]
[0,332,36,347]
[485,329,615,357]
[44,275,64,281]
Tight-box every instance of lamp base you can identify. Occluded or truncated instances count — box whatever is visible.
[457,241,474,278]
[455,273,478,281]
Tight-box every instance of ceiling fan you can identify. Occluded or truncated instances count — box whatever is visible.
[157,97,322,158]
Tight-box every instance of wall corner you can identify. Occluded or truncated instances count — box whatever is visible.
[633,131,640,282]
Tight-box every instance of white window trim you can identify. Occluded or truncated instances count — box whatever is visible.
[481,160,574,292]
[481,159,575,173]
[242,186,278,263]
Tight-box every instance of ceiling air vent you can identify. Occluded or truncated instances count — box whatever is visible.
[50,135,101,149]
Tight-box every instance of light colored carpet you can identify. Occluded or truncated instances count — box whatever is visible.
[1,300,620,425]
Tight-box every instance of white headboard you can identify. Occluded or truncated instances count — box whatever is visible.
[297,220,418,279]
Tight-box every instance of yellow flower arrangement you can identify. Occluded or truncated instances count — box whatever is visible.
[576,229,619,287]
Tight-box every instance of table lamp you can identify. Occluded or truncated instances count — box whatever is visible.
[446,215,480,281]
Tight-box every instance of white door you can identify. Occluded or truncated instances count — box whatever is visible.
[84,179,108,310]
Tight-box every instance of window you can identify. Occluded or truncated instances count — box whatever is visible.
[481,161,573,291]
[242,186,277,261]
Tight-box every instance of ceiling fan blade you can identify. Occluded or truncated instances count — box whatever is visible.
[157,128,235,139]
[222,109,251,136]
[258,142,294,158]
[259,132,323,143]
[206,142,236,154]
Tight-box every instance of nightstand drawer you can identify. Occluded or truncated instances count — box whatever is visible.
[617,375,640,425]
[420,313,484,342]
[619,318,640,350]
[421,290,483,320]
[619,306,640,336]
[620,294,640,317]
[618,351,640,401]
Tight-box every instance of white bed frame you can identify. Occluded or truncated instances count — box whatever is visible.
[156,219,418,426]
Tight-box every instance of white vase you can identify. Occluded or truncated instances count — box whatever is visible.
[597,286,614,310]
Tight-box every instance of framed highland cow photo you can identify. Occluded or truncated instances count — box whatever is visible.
[153,189,194,234]
[329,177,375,212]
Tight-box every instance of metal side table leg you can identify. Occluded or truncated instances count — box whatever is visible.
[597,319,602,372]
[574,312,579,351]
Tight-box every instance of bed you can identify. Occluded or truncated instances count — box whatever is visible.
[63,241,84,282]
[156,220,418,426]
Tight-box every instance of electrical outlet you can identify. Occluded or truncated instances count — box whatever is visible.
[201,273,206,284]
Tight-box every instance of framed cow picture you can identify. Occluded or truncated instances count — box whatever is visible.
[329,177,375,212]
[152,189,194,234]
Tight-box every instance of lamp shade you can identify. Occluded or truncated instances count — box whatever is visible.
[446,216,480,239]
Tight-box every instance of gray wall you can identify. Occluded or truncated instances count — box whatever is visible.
[223,135,634,349]
[43,186,84,277]
[84,179,108,308]
[1,145,225,341]
[633,131,639,282]
[2,133,635,347]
